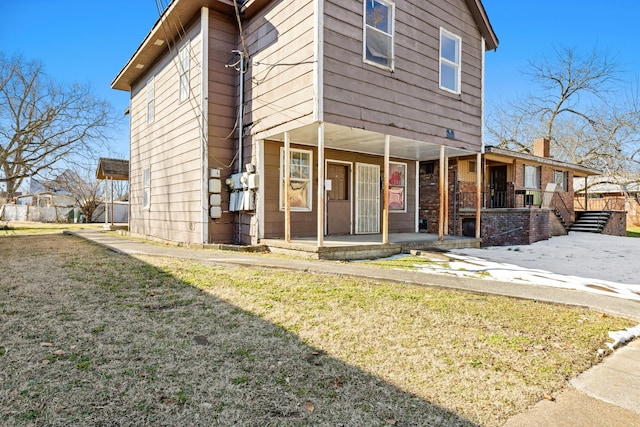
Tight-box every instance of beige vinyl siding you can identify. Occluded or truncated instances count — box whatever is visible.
[129,21,204,244]
[244,0,316,141]
[207,11,238,243]
[323,0,484,151]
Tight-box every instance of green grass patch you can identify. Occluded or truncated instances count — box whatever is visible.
[627,226,640,238]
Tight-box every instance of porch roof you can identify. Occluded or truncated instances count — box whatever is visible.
[484,146,601,177]
[96,158,130,180]
[266,122,478,161]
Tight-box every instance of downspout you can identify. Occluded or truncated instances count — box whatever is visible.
[232,50,246,243]
[201,8,210,243]
[477,36,486,240]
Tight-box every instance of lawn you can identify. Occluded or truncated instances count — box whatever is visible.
[0,229,635,426]
[628,226,640,238]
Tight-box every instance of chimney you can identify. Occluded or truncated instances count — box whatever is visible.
[533,138,550,158]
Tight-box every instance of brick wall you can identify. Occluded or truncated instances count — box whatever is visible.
[481,208,550,246]
[602,211,627,236]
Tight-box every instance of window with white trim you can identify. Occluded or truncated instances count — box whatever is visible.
[280,148,313,211]
[363,0,395,70]
[142,166,151,209]
[146,76,155,123]
[524,165,540,189]
[439,28,461,94]
[178,43,190,101]
[554,170,568,191]
[388,161,406,212]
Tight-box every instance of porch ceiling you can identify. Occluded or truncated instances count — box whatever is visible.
[265,122,477,161]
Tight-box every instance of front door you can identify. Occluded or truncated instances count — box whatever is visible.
[355,163,380,234]
[490,165,508,208]
[326,162,351,235]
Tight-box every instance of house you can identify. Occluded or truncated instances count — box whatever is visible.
[111,0,498,251]
[574,174,638,230]
[419,137,602,246]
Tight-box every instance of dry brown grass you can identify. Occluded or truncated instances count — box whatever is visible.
[0,231,634,426]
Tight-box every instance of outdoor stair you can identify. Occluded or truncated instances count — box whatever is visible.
[570,211,612,233]
[553,209,569,231]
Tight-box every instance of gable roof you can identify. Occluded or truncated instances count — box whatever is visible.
[465,0,499,50]
[112,0,499,91]
[484,146,601,177]
[96,158,130,180]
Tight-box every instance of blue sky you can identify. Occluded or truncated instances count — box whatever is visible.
[2,0,639,158]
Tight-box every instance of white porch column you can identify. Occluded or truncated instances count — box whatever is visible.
[317,122,325,247]
[476,152,482,239]
[105,178,109,225]
[284,131,291,243]
[438,145,445,240]
[110,177,115,226]
[383,135,390,244]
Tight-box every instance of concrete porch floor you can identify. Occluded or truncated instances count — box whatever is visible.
[261,233,481,260]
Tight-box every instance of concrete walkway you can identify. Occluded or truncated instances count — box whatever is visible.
[66,229,640,426]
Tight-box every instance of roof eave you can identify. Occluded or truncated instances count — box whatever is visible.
[466,0,499,51]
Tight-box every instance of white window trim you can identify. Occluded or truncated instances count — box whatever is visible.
[146,76,155,124]
[363,0,395,71]
[178,42,190,102]
[279,147,313,212]
[524,164,541,189]
[142,166,151,210]
[439,27,462,94]
[388,161,407,213]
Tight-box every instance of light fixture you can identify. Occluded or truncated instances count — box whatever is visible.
[154,39,165,46]
[135,64,145,69]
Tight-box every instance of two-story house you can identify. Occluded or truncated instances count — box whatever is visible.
[112,0,498,253]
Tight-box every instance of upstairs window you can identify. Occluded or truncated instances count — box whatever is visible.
[178,43,190,101]
[440,28,461,94]
[146,76,155,123]
[364,0,394,70]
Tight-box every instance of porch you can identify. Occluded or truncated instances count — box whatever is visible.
[262,232,480,260]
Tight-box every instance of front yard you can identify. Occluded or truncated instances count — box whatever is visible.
[0,229,634,426]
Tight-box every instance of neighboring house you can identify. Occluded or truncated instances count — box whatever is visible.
[112,0,498,247]
[419,138,602,246]
[574,174,640,228]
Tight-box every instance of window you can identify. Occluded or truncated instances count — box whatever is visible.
[420,161,435,175]
[468,160,476,173]
[364,0,395,70]
[439,28,461,93]
[524,165,540,189]
[280,148,313,211]
[142,167,151,209]
[178,43,190,101]
[388,162,406,212]
[146,76,155,123]
[554,170,568,191]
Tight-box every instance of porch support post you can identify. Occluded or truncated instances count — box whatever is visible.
[382,135,390,244]
[104,178,108,225]
[438,145,445,241]
[475,152,482,239]
[317,122,325,247]
[584,176,588,211]
[110,177,114,226]
[443,156,449,235]
[284,131,291,243]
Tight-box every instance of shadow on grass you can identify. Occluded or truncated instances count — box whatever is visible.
[0,234,478,426]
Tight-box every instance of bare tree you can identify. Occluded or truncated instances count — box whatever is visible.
[53,169,103,222]
[486,46,640,173]
[0,54,116,197]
